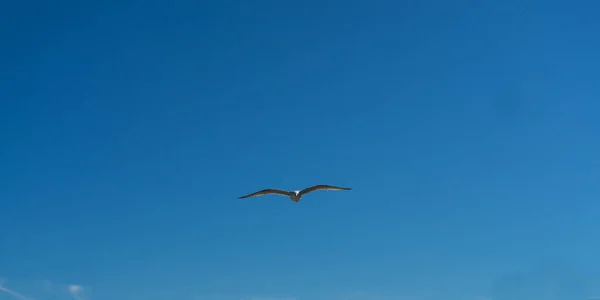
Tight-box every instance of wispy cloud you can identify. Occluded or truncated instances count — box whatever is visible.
[0,280,35,300]
[68,284,86,300]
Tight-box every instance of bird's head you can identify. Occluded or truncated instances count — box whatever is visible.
[292,190,300,195]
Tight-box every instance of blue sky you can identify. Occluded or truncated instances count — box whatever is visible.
[1,0,600,299]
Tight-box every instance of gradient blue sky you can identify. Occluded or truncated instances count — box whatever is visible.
[1,1,600,300]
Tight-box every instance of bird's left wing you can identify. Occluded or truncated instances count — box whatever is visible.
[299,184,351,196]
[238,189,292,199]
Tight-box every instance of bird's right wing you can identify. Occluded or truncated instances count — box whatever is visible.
[299,184,351,196]
[238,189,292,199]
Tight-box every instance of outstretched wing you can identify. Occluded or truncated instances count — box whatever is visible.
[299,184,351,196]
[238,189,292,199]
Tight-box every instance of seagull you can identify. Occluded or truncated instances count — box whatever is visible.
[238,184,351,202]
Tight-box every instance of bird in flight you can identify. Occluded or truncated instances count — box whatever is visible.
[238,184,351,202]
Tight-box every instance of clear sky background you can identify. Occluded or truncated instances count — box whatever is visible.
[1,0,600,300]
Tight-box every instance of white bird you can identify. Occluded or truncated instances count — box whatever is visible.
[238,184,351,202]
